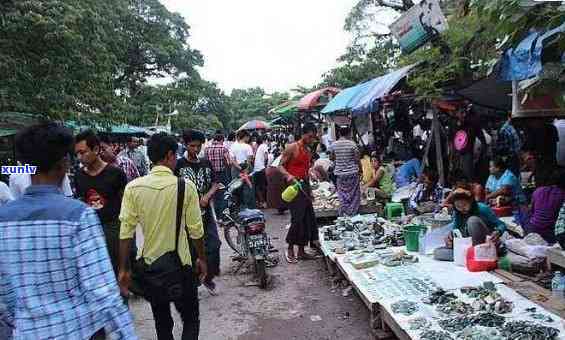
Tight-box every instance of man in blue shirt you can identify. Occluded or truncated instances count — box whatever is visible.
[394,157,422,188]
[0,123,136,340]
[495,113,522,177]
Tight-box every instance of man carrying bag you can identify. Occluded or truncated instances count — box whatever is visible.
[118,132,207,340]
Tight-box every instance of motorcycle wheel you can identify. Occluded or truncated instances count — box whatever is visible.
[256,259,268,289]
[223,224,243,256]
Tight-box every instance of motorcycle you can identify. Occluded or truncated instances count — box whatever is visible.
[218,170,277,289]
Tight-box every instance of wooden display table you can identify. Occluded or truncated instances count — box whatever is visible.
[314,203,383,219]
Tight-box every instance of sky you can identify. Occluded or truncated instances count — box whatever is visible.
[160,0,358,94]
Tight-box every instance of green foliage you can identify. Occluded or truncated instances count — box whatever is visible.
[0,0,203,122]
[471,0,565,44]
[334,0,565,98]
[226,88,290,128]
[321,37,400,88]
[0,0,124,116]
[114,0,203,96]
[399,11,499,97]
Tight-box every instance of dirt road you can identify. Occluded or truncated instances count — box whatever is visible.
[130,210,372,340]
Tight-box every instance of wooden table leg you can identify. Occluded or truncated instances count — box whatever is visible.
[369,307,395,340]
[325,256,337,276]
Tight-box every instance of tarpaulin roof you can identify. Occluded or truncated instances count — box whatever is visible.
[269,101,298,119]
[321,64,418,116]
[351,64,418,117]
[110,124,147,134]
[269,116,291,126]
[65,121,147,135]
[456,75,512,111]
[0,112,43,130]
[297,87,341,111]
[321,81,374,115]
[0,129,17,137]
[499,22,565,81]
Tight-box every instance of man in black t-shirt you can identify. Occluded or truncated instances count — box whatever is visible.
[75,130,127,277]
[175,129,221,296]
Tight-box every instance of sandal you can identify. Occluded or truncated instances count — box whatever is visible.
[285,250,298,264]
[310,247,324,256]
[297,252,321,261]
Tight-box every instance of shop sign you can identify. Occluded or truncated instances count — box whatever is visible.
[389,0,448,54]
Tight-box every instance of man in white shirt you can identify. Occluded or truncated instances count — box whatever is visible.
[10,173,73,199]
[229,130,255,208]
[230,130,254,173]
[0,181,14,206]
[321,127,334,149]
[253,135,269,208]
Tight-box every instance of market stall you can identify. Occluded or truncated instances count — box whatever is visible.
[318,215,565,340]
[311,182,383,219]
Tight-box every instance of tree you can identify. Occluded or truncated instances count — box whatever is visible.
[0,0,126,117]
[320,37,400,88]
[0,0,206,123]
[472,0,565,45]
[225,87,290,129]
[114,0,204,97]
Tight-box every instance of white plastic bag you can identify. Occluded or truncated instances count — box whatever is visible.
[453,230,472,267]
[424,224,452,255]
[473,241,497,262]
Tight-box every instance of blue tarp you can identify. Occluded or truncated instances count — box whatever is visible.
[321,80,373,114]
[500,23,565,81]
[351,64,418,117]
[321,64,417,116]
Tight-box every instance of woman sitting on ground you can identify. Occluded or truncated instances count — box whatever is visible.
[485,156,526,207]
[363,153,395,199]
[434,186,506,261]
[409,169,444,214]
[522,168,565,244]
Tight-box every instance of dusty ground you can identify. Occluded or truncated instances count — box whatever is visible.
[130,210,372,340]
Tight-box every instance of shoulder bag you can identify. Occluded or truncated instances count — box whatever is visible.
[131,177,188,302]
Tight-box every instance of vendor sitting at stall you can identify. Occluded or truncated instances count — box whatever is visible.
[393,153,422,188]
[409,169,444,214]
[485,157,526,208]
[522,168,565,244]
[360,147,373,184]
[362,152,395,199]
[434,187,506,262]
[310,145,333,182]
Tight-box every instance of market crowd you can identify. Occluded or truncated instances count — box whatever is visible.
[2,109,565,339]
[0,121,303,339]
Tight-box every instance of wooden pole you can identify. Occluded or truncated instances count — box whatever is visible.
[432,109,445,186]
[421,125,434,172]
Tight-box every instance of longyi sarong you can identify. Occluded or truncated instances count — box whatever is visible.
[336,174,361,217]
[286,181,318,247]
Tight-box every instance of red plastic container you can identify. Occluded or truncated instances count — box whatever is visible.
[466,246,497,272]
[492,206,513,217]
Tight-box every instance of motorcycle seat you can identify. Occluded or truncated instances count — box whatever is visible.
[238,209,265,223]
